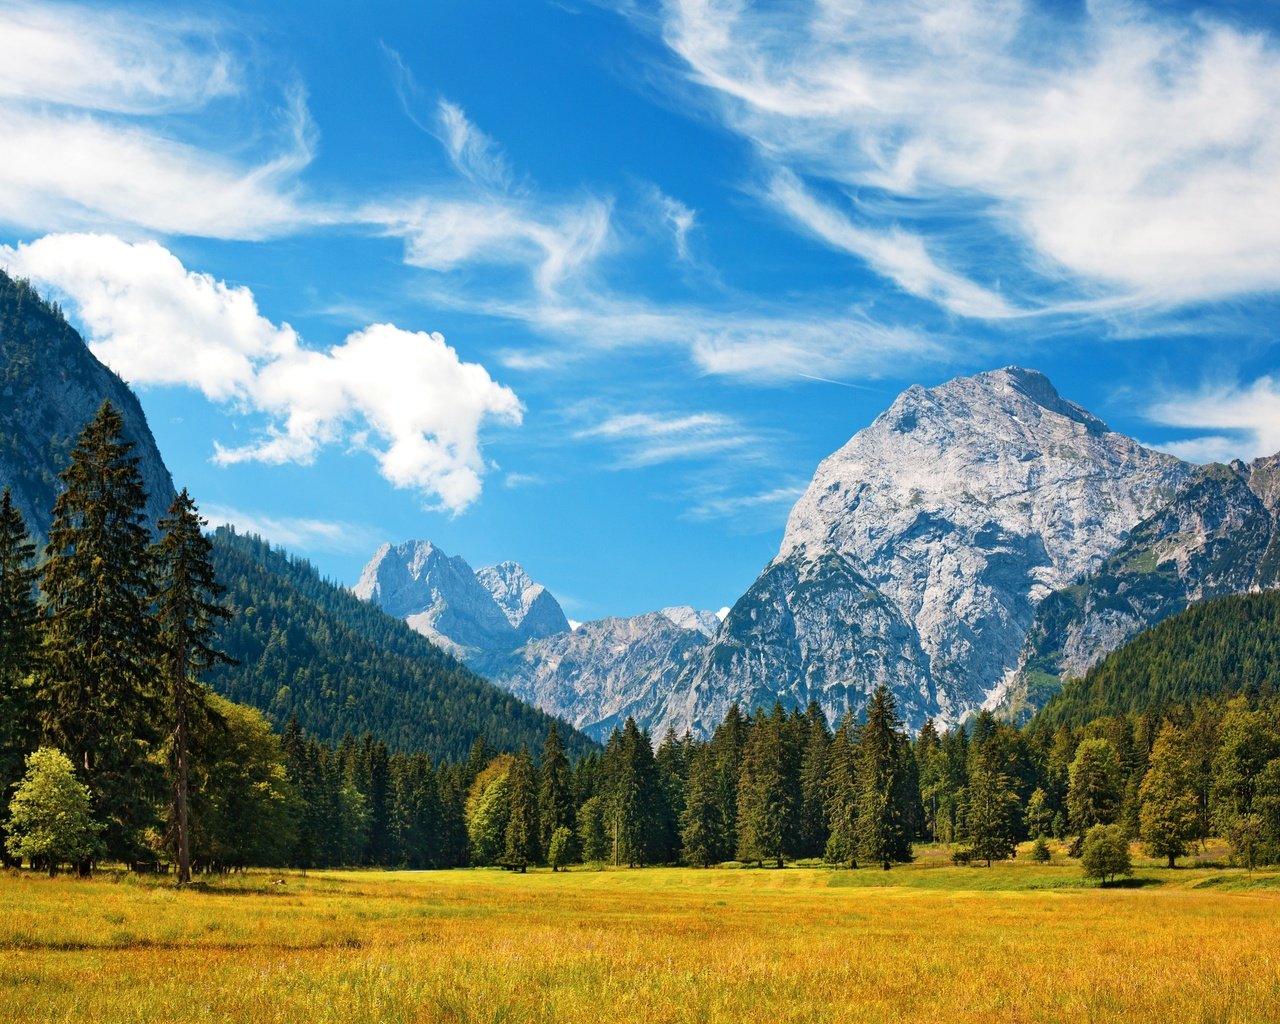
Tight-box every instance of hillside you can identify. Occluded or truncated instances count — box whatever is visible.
[206,528,596,761]
[1033,590,1280,730]
[0,269,174,536]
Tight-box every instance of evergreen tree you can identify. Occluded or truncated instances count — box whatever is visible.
[654,729,689,863]
[854,686,913,869]
[606,719,667,867]
[1024,787,1052,840]
[1066,738,1123,842]
[797,702,832,858]
[824,712,859,867]
[466,754,514,866]
[40,402,163,862]
[0,488,41,859]
[737,703,798,867]
[504,747,540,870]
[152,488,232,884]
[963,753,1019,866]
[538,724,573,856]
[577,795,609,863]
[1138,722,1199,867]
[680,744,727,866]
[709,704,749,856]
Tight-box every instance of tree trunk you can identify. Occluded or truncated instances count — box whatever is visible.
[1168,853,1176,869]
[175,651,191,887]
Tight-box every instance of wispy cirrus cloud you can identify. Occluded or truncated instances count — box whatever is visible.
[1147,376,1280,464]
[201,504,381,554]
[647,0,1280,310]
[575,409,754,468]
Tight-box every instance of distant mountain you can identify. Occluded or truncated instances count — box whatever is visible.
[656,367,1191,734]
[0,270,173,536]
[354,539,722,741]
[1000,457,1280,720]
[208,529,596,762]
[1032,590,1280,730]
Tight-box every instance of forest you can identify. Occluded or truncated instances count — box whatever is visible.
[6,402,1280,879]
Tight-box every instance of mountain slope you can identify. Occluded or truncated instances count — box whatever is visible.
[1002,457,1280,720]
[659,367,1191,734]
[0,270,173,536]
[1032,590,1280,730]
[208,529,596,761]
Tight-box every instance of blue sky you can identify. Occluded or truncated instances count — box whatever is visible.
[3,0,1280,621]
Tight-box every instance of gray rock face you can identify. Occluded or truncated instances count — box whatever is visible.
[999,457,1280,720]
[476,561,571,641]
[0,271,174,539]
[353,540,521,659]
[660,606,722,638]
[659,367,1192,733]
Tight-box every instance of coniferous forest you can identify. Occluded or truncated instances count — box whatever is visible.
[8,404,1280,877]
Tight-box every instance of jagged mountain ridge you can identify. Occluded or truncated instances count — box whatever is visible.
[655,367,1193,734]
[999,455,1280,720]
[0,269,174,535]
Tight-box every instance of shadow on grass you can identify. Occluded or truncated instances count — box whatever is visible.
[1099,877,1162,889]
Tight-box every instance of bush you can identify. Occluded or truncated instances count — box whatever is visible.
[1030,835,1052,863]
[1080,824,1132,885]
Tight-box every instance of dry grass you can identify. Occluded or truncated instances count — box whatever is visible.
[3,852,1280,1023]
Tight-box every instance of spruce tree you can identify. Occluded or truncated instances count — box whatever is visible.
[40,402,163,862]
[0,488,41,853]
[680,744,727,866]
[1066,738,1123,843]
[538,723,573,856]
[152,488,232,884]
[854,686,913,869]
[737,703,796,867]
[964,753,1019,866]
[504,747,540,870]
[1138,722,1199,868]
[824,712,859,867]
[797,701,832,858]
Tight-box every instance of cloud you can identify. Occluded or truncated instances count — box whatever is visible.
[202,504,380,554]
[651,0,1280,309]
[686,484,807,522]
[0,3,313,239]
[3,233,522,512]
[575,410,754,467]
[653,190,697,262]
[1147,377,1280,463]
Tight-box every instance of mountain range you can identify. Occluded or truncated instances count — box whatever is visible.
[358,367,1280,740]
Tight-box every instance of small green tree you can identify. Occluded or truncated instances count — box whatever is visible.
[5,748,103,875]
[1080,824,1132,885]
[1030,835,1051,863]
[547,825,577,871]
[963,756,1019,867]
[1067,739,1123,844]
[1024,787,1052,839]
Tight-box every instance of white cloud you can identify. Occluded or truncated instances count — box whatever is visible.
[686,484,807,522]
[1147,377,1280,463]
[575,410,754,467]
[0,4,313,239]
[653,190,697,262]
[652,0,1280,308]
[202,504,379,554]
[3,233,522,512]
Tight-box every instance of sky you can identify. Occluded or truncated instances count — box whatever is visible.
[3,0,1280,622]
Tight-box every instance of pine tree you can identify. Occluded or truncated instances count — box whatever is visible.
[854,686,913,870]
[606,719,666,867]
[680,744,727,866]
[709,704,749,856]
[152,489,232,884]
[0,488,41,854]
[963,753,1019,867]
[538,723,573,856]
[797,701,832,858]
[503,747,540,870]
[737,703,797,867]
[824,712,859,867]
[40,402,163,862]
[1138,722,1199,868]
[1066,738,1123,843]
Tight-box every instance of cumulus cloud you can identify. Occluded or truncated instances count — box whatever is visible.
[2,233,522,512]
[1147,377,1280,464]
[652,0,1280,308]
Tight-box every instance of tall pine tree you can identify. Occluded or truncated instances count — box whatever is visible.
[854,686,914,870]
[40,402,163,863]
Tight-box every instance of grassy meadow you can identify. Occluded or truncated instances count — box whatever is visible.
[4,846,1280,1023]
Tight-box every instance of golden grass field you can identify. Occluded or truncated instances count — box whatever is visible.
[3,845,1280,1023]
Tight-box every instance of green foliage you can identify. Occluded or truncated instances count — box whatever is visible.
[1030,835,1052,863]
[602,719,669,866]
[576,795,609,863]
[466,755,514,867]
[963,754,1019,866]
[854,686,915,869]
[538,725,573,857]
[1079,824,1132,884]
[39,402,163,861]
[503,748,540,868]
[1067,739,1123,838]
[681,745,728,866]
[5,747,103,873]
[0,488,41,854]
[1138,723,1199,867]
[736,703,800,867]
[1037,591,1280,730]
[547,825,577,871]
[206,528,594,763]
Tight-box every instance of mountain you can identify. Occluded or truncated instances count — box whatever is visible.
[0,269,173,536]
[208,529,596,762]
[1031,589,1280,730]
[1000,457,1280,720]
[474,561,571,640]
[657,367,1193,734]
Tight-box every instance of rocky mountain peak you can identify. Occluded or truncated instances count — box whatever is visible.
[476,560,570,641]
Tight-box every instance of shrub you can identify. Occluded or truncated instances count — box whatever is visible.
[1080,824,1132,885]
